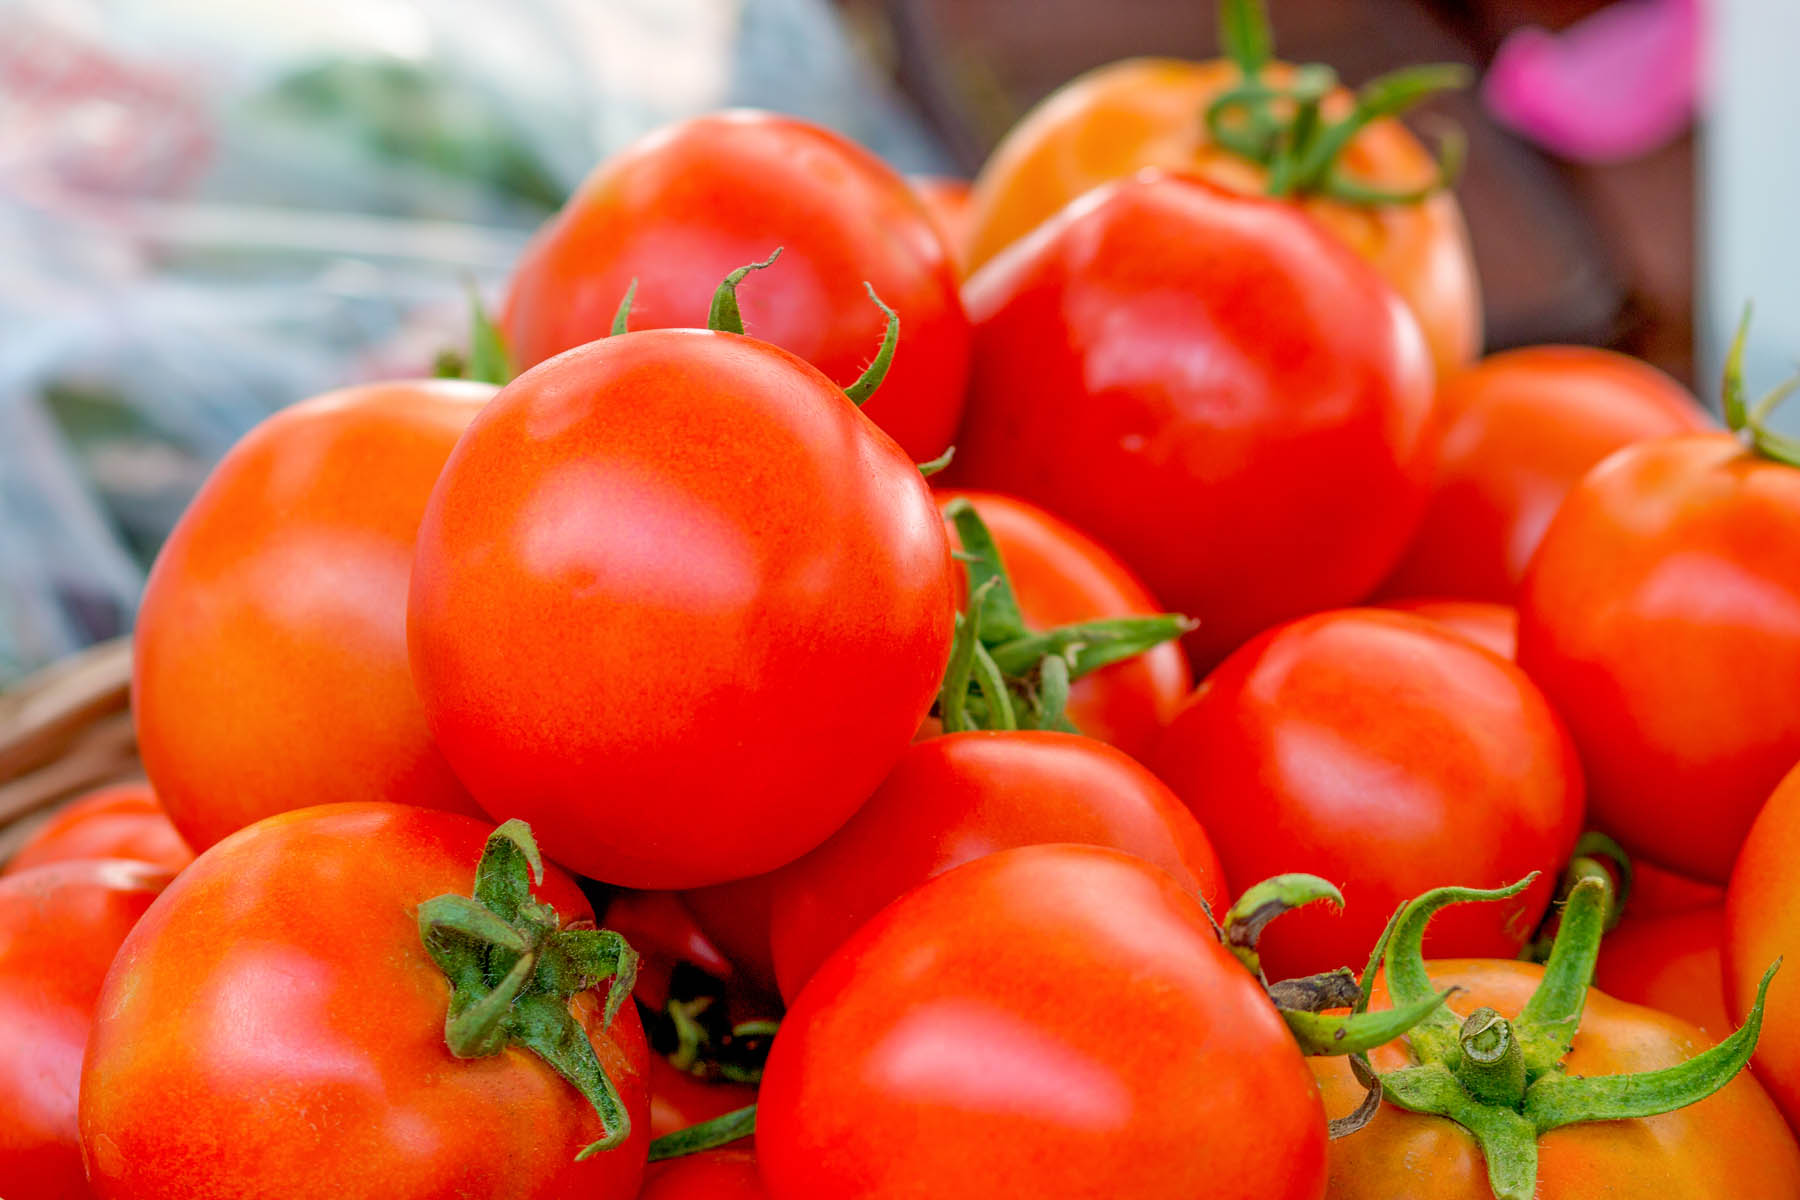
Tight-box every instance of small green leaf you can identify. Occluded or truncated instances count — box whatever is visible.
[610,279,638,337]
[465,286,516,385]
[1284,985,1455,1057]
[916,446,956,477]
[944,498,1028,644]
[648,1104,758,1163]
[1515,873,1609,1078]
[843,283,899,406]
[707,249,782,335]
[1382,876,1537,1066]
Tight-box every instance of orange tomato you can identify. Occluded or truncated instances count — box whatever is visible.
[1595,906,1731,1039]
[1727,762,1800,1129]
[3,784,192,877]
[965,57,1479,378]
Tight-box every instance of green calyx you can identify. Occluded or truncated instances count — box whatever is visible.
[648,1103,758,1163]
[1721,305,1800,467]
[1206,0,1468,205]
[933,498,1193,734]
[436,284,518,385]
[417,820,641,1160]
[1366,870,1781,1200]
[1520,832,1632,963]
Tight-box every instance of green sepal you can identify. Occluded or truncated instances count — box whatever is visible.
[1223,873,1344,979]
[942,498,1028,643]
[1381,1064,1540,1200]
[464,284,516,385]
[707,249,783,335]
[610,279,638,337]
[1721,305,1800,467]
[647,1103,758,1163]
[1382,876,1537,1066]
[842,283,899,406]
[1515,873,1608,1078]
[1283,985,1456,1057]
[916,446,956,477]
[985,614,1195,679]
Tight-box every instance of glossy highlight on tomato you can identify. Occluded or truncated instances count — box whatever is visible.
[3,784,191,877]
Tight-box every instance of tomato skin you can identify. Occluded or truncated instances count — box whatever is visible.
[679,876,780,996]
[647,1058,758,1141]
[766,730,1229,1001]
[79,803,650,1200]
[1315,959,1800,1198]
[909,175,973,277]
[4,785,192,877]
[1382,346,1709,601]
[936,490,1191,759]
[0,861,167,1200]
[1156,609,1584,981]
[640,1148,765,1200]
[1377,597,1518,660]
[133,380,491,851]
[950,173,1435,667]
[1518,433,1800,883]
[759,844,1326,1200]
[599,891,737,1012]
[1725,763,1800,1129]
[408,331,955,889]
[501,111,969,461]
[1595,906,1730,1039]
[964,58,1479,379]
[1630,860,1725,917]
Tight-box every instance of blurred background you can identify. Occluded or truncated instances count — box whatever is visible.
[0,0,1794,684]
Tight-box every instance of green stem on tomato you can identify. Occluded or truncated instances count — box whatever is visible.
[648,1103,759,1162]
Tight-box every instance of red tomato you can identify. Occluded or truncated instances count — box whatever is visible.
[1156,609,1584,981]
[1518,433,1800,882]
[909,175,973,277]
[1378,597,1518,659]
[1726,762,1800,1127]
[80,804,650,1200]
[409,331,955,889]
[935,490,1191,760]
[133,380,490,850]
[648,1057,758,1141]
[758,844,1326,1200]
[1383,346,1709,601]
[640,1148,765,1200]
[501,112,969,461]
[0,860,166,1200]
[680,876,780,996]
[3,784,192,877]
[766,730,1229,1001]
[1630,859,1725,917]
[600,891,736,1012]
[1594,906,1730,1039]
[949,173,1435,667]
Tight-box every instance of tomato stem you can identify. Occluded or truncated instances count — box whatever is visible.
[647,1103,758,1162]
[843,283,900,406]
[1721,305,1800,467]
[1458,1008,1526,1107]
[707,249,784,336]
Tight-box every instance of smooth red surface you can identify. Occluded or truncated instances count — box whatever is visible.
[79,804,650,1200]
[1595,906,1730,1039]
[766,730,1229,1001]
[502,111,969,461]
[647,1058,757,1141]
[3,785,191,877]
[1519,433,1800,882]
[640,1148,765,1200]
[0,861,166,1200]
[680,875,780,995]
[1156,609,1584,980]
[1726,763,1800,1128]
[1378,597,1519,659]
[758,845,1327,1200]
[909,175,973,277]
[1315,960,1800,1198]
[133,380,490,850]
[599,891,735,1012]
[409,331,955,889]
[1629,859,1725,916]
[937,490,1190,760]
[950,173,1436,667]
[1383,346,1709,601]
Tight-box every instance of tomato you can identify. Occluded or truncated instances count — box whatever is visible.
[133,380,490,851]
[1378,597,1517,659]
[3,784,191,877]
[964,58,1478,379]
[1518,433,1800,882]
[1726,761,1800,1128]
[759,844,1324,1199]
[600,891,736,1012]
[0,860,166,1200]
[500,111,969,461]
[935,490,1191,759]
[648,1057,757,1141]
[949,173,1435,666]
[1630,859,1724,917]
[80,805,650,1200]
[909,175,972,276]
[765,730,1229,1001]
[409,329,954,889]
[1156,609,1583,981]
[1595,906,1730,1039]
[1314,959,1800,1198]
[640,1148,765,1200]
[1382,346,1709,601]
[680,876,780,996]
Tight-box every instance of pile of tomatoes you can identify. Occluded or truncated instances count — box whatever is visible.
[12,4,1800,1198]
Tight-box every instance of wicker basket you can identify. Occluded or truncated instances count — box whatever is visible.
[0,638,139,862]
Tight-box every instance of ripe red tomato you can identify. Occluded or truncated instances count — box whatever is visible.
[133,380,490,850]
[1382,346,1709,601]
[0,860,166,1200]
[909,175,972,276]
[936,490,1191,760]
[409,331,954,889]
[1378,597,1517,659]
[1726,762,1800,1128]
[1518,433,1800,882]
[600,890,737,1012]
[758,844,1325,1199]
[80,804,650,1200]
[641,1148,765,1200]
[501,112,969,461]
[1594,906,1730,1039]
[680,876,780,996]
[1629,859,1724,917]
[1315,959,1800,1198]
[3,784,192,877]
[1156,609,1584,981]
[648,1057,758,1141]
[766,730,1229,1001]
[949,173,1435,667]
